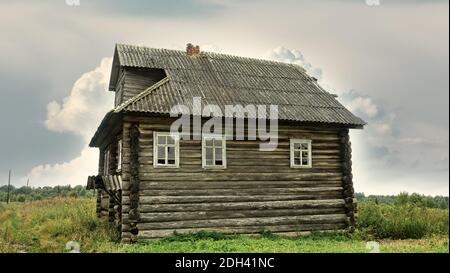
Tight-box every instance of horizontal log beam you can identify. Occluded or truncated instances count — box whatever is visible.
[136,173,343,181]
[139,181,343,190]
[138,187,343,197]
[137,208,345,223]
[124,195,344,205]
[137,223,348,239]
[134,199,345,213]
[136,214,347,230]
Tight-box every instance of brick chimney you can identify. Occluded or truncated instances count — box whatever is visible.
[186,43,200,56]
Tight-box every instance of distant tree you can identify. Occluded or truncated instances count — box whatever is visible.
[17,195,26,202]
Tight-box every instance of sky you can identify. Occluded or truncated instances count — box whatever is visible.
[0,0,448,196]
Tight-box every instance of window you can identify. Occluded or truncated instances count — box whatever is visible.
[290,139,312,168]
[117,139,123,172]
[153,132,179,168]
[202,135,226,169]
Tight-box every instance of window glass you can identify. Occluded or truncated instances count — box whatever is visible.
[167,136,175,145]
[291,139,312,168]
[154,132,179,167]
[158,136,166,145]
[205,139,214,147]
[203,135,226,168]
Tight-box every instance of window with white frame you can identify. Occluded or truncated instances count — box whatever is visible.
[202,135,226,168]
[153,132,179,168]
[290,139,312,168]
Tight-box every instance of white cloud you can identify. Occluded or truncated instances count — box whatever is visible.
[372,113,397,136]
[372,122,392,135]
[23,58,114,186]
[262,47,447,195]
[263,47,323,80]
[25,147,98,187]
[340,90,381,120]
[348,96,379,119]
[45,58,113,142]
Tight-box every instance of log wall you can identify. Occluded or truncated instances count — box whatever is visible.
[96,147,109,219]
[340,129,356,230]
[120,116,354,241]
[96,136,122,223]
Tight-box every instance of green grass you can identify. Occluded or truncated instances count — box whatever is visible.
[0,198,448,253]
[0,198,119,253]
[120,232,449,253]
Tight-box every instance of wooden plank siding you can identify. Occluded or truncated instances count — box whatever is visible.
[114,68,166,107]
[120,116,350,241]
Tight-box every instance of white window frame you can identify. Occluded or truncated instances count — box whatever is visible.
[153,132,180,168]
[290,139,312,168]
[202,134,227,169]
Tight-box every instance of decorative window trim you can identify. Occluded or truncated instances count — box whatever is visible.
[290,139,312,168]
[202,134,227,169]
[153,132,180,168]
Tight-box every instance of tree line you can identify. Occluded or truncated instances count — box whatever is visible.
[0,184,448,209]
[0,185,94,202]
[355,192,449,209]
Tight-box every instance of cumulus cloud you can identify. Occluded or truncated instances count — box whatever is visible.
[343,88,448,195]
[263,47,323,80]
[25,148,98,186]
[347,96,379,118]
[45,58,113,141]
[372,114,397,136]
[340,90,381,119]
[23,58,114,186]
[340,89,398,137]
[261,47,447,195]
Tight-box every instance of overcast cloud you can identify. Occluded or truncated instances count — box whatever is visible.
[0,0,448,196]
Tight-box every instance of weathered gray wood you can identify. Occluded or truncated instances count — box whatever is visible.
[139,181,343,190]
[124,195,344,205]
[94,115,356,241]
[340,129,356,231]
[138,208,345,223]
[128,150,341,159]
[137,173,343,181]
[116,68,166,106]
[138,223,348,238]
[138,187,343,197]
[137,214,347,230]
[128,123,141,242]
[123,158,342,168]
[136,199,345,213]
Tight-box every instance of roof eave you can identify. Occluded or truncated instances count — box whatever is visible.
[89,111,122,148]
[113,110,367,129]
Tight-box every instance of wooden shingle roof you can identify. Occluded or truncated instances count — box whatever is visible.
[110,44,365,127]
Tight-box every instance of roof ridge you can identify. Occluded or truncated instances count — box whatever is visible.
[114,77,170,113]
[115,43,303,69]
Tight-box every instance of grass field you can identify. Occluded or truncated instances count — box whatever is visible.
[0,197,448,253]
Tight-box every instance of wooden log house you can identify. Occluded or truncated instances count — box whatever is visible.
[88,43,366,243]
